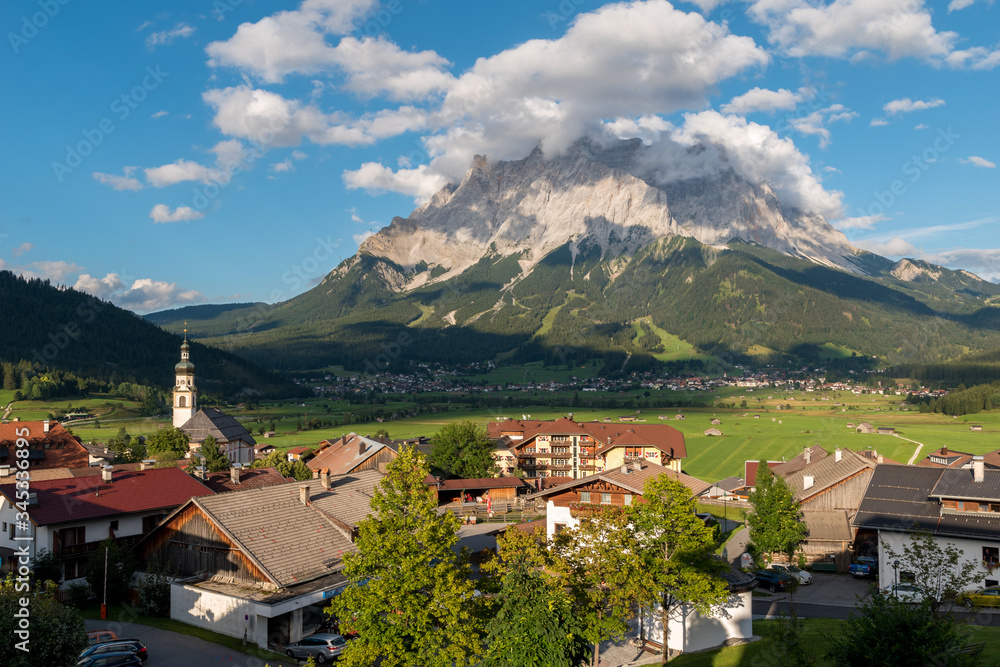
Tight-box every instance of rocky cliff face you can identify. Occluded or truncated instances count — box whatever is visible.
[359,139,864,291]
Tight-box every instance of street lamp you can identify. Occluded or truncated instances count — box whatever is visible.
[893,559,900,593]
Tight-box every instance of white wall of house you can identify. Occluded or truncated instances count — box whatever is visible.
[172,581,262,646]
[642,591,754,654]
[877,529,1000,592]
[545,501,579,538]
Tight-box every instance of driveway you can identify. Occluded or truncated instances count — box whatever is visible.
[84,618,297,667]
[752,571,874,620]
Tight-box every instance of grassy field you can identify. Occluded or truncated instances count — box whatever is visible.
[667,617,1000,666]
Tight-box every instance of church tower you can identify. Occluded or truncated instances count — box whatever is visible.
[172,330,197,428]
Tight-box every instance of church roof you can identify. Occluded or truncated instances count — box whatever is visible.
[180,408,256,446]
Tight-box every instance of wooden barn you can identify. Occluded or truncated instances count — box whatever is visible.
[435,477,533,505]
[307,433,398,476]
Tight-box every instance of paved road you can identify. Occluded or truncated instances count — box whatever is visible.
[84,618,301,667]
[753,593,1000,628]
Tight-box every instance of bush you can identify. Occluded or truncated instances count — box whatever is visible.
[66,581,91,609]
[137,559,171,617]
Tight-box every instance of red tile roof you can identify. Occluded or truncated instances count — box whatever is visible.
[202,467,289,493]
[0,467,214,526]
[0,421,89,470]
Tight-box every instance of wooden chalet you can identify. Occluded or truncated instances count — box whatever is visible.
[0,420,89,471]
[307,433,397,476]
[135,469,383,648]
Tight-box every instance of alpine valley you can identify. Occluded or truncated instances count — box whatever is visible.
[148,139,1000,376]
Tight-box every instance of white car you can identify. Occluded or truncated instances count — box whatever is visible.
[769,564,814,585]
[886,583,926,604]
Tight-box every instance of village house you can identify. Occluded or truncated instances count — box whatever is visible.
[487,417,686,481]
[854,459,1000,592]
[0,464,213,582]
[200,465,289,494]
[306,433,398,477]
[0,420,89,471]
[136,469,383,648]
[529,462,754,656]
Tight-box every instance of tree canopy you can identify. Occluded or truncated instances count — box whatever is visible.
[144,426,189,459]
[0,577,85,666]
[329,446,484,667]
[882,531,983,616]
[748,467,807,564]
[428,420,498,479]
[199,435,230,472]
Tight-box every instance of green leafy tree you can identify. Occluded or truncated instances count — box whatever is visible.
[827,592,978,666]
[329,446,483,667]
[428,420,498,479]
[481,528,590,667]
[882,531,983,616]
[145,426,190,459]
[85,538,137,607]
[769,614,815,667]
[30,548,63,586]
[747,467,807,564]
[553,505,645,667]
[0,577,86,666]
[107,427,146,464]
[137,556,172,617]
[632,476,731,664]
[200,435,230,473]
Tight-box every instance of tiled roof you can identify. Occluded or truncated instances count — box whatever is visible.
[530,462,708,499]
[802,510,853,542]
[310,470,384,528]
[712,476,744,492]
[917,447,974,468]
[0,467,213,526]
[781,448,875,501]
[307,434,394,475]
[744,460,782,487]
[179,408,256,446]
[854,464,1000,541]
[930,467,1000,502]
[0,421,89,469]
[202,467,289,493]
[771,445,830,476]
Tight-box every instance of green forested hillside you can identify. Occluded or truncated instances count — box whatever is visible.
[148,238,1000,374]
[0,271,301,397]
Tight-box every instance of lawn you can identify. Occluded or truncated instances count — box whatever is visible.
[666,617,1000,666]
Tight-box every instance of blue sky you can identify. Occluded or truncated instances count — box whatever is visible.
[1,0,998,312]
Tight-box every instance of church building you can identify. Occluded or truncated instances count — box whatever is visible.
[172,334,256,466]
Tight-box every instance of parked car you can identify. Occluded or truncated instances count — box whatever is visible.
[79,639,148,662]
[885,583,926,604]
[76,651,143,667]
[959,586,1000,608]
[770,563,813,585]
[84,630,118,646]
[753,569,794,593]
[849,556,878,578]
[284,632,348,663]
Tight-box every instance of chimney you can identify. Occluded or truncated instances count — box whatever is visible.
[973,456,985,483]
[632,461,642,471]
[804,447,811,465]
[300,485,311,505]
[877,455,884,464]
[101,465,113,483]
[942,444,948,456]
[321,469,331,490]
[803,475,814,490]
[140,459,156,471]
[620,464,629,475]
[193,464,206,481]
[341,434,348,446]
[230,463,242,485]
[835,448,842,463]
[27,492,37,506]
[0,465,10,478]
[358,438,365,456]
[43,420,50,433]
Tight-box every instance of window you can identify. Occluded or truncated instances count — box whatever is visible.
[109,520,119,531]
[579,492,591,503]
[554,523,568,534]
[178,396,186,408]
[988,579,999,588]
[554,471,568,477]
[900,571,915,584]
[554,459,568,466]
[601,493,611,504]
[625,447,644,458]
[623,494,633,505]
[984,547,999,565]
[553,447,569,454]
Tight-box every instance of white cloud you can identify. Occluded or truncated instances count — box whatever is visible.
[144,160,221,187]
[353,230,376,245]
[749,0,958,62]
[203,84,427,147]
[831,214,889,230]
[291,150,308,160]
[149,204,205,223]
[12,242,33,257]
[721,87,802,114]
[948,0,981,11]
[915,123,929,130]
[343,162,450,201]
[93,168,144,191]
[330,36,454,101]
[603,115,674,144]
[113,278,204,312]
[883,97,945,115]
[961,155,997,168]
[788,104,856,147]
[13,260,84,283]
[73,272,124,299]
[853,235,918,257]
[945,46,1000,70]
[151,110,168,119]
[147,23,196,48]
[271,159,294,173]
[205,0,377,83]
[870,117,889,127]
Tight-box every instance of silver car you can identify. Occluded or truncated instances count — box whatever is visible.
[284,633,347,664]
[770,564,814,585]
